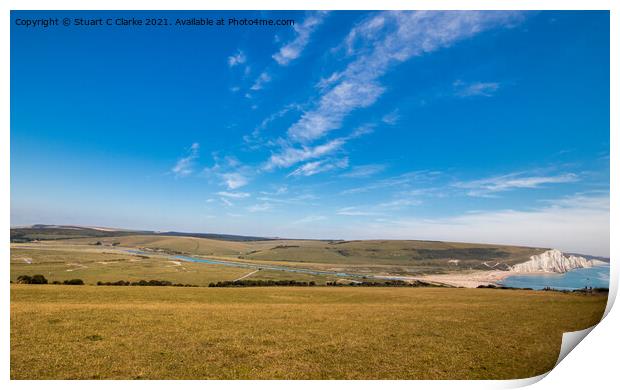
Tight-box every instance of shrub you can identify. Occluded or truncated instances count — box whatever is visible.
[209,279,313,287]
[96,280,195,287]
[16,274,48,284]
[63,279,84,285]
[16,275,32,284]
[31,275,48,284]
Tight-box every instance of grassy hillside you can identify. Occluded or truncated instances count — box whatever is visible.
[52,235,546,270]
[239,239,545,269]
[11,232,549,283]
[11,285,606,379]
[10,247,335,286]
[10,226,141,242]
[10,226,270,243]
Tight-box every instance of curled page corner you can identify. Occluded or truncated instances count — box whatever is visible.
[502,325,599,389]
[555,325,596,367]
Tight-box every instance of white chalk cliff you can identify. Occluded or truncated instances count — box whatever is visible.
[510,249,605,273]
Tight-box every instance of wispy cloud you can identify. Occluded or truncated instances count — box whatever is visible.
[336,207,382,216]
[263,122,376,173]
[203,155,251,190]
[341,164,386,178]
[453,80,500,97]
[247,203,272,212]
[257,193,318,205]
[454,172,579,197]
[264,138,345,170]
[377,198,423,209]
[171,143,199,178]
[341,171,441,195]
[273,11,328,66]
[228,50,247,67]
[251,72,271,91]
[217,191,250,199]
[244,103,302,147]
[221,172,248,190]
[288,157,349,177]
[381,109,400,125]
[286,11,523,143]
[358,193,609,257]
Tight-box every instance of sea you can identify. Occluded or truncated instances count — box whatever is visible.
[501,264,610,290]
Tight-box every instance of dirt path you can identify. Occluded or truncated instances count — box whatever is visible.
[233,269,259,282]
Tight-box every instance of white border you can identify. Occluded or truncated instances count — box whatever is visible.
[3,1,617,389]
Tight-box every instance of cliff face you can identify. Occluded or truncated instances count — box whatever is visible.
[510,249,604,273]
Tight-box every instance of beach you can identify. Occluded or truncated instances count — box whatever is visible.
[416,270,520,288]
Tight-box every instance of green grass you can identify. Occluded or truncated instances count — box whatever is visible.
[44,233,547,274]
[11,285,606,379]
[10,247,337,286]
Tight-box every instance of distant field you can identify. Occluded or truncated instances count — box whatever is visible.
[49,233,546,273]
[10,246,336,286]
[11,285,606,379]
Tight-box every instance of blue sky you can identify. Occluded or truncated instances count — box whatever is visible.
[11,11,610,255]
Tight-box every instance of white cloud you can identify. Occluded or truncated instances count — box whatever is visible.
[244,104,302,146]
[247,203,272,212]
[288,157,349,177]
[217,191,250,199]
[453,80,500,97]
[264,138,345,170]
[357,193,609,257]
[382,110,400,125]
[286,11,523,143]
[203,155,252,190]
[171,142,199,178]
[377,198,423,208]
[341,171,441,195]
[341,164,386,178]
[221,172,248,190]
[251,72,271,91]
[256,193,318,206]
[454,172,579,197]
[220,198,233,207]
[273,11,328,65]
[287,80,384,142]
[228,50,246,67]
[336,207,382,216]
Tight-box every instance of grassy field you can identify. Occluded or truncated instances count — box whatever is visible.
[11,227,552,284]
[10,246,336,286]
[11,234,549,286]
[11,285,606,380]
[57,235,545,267]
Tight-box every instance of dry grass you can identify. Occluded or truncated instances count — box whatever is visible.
[41,233,547,276]
[11,285,606,379]
[10,247,334,286]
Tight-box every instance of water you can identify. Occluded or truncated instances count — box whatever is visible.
[124,248,610,289]
[501,264,610,290]
[124,249,368,279]
[174,254,364,278]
